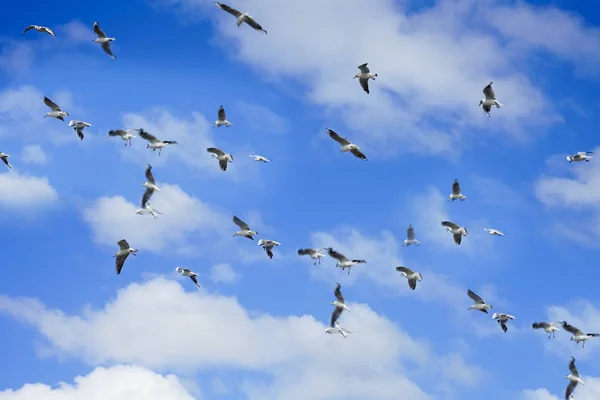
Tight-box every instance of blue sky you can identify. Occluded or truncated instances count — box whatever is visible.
[1,0,600,399]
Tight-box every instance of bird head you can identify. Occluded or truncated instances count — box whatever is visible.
[353,73,360,79]
[478,100,483,106]
[175,267,182,273]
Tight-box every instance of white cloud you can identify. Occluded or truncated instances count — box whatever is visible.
[155,0,577,158]
[20,144,48,165]
[0,365,196,400]
[82,183,229,254]
[210,263,238,284]
[0,171,59,210]
[0,277,484,399]
[521,388,559,400]
[522,377,600,400]
[120,109,260,181]
[0,41,34,72]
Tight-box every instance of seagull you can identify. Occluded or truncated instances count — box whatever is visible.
[250,154,270,163]
[0,153,11,169]
[331,283,351,312]
[92,21,116,59]
[114,239,138,275]
[141,164,160,208]
[467,289,493,314]
[326,247,366,275]
[484,228,504,236]
[326,128,367,160]
[258,239,280,259]
[43,96,69,121]
[109,129,138,146]
[354,63,378,94]
[175,267,201,288]
[565,357,584,400]
[207,147,234,171]
[325,283,352,338]
[532,321,561,339]
[23,25,55,36]
[214,2,267,34]
[136,201,163,219]
[139,129,177,155]
[492,313,515,333]
[479,81,503,117]
[297,248,327,265]
[561,321,600,348]
[213,105,232,128]
[448,179,467,201]
[402,224,421,246]
[68,120,92,140]
[441,221,468,245]
[395,266,423,290]
[232,215,258,240]
[567,151,593,163]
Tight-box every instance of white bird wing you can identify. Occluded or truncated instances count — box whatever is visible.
[145,164,156,184]
[327,128,351,146]
[43,96,61,111]
[569,357,579,377]
[452,179,461,195]
[93,21,107,38]
[232,215,250,230]
[357,63,370,73]
[217,105,227,122]
[407,225,415,240]
[43,27,56,36]
[101,41,116,59]
[139,130,159,143]
[562,322,584,336]
[441,221,460,230]
[334,283,345,303]
[214,2,243,18]
[327,248,349,262]
[207,147,226,157]
[117,239,130,251]
[467,289,485,304]
[483,81,496,100]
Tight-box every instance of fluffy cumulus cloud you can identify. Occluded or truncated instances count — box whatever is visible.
[210,263,238,283]
[521,377,600,399]
[153,0,588,157]
[0,171,59,211]
[0,365,196,400]
[20,144,48,165]
[82,183,230,254]
[0,277,484,400]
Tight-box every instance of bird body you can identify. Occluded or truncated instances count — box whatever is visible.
[207,147,234,171]
[114,239,138,274]
[492,312,515,333]
[297,248,327,265]
[0,152,11,169]
[402,224,420,246]
[484,228,504,236]
[354,63,378,94]
[214,2,267,34]
[93,21,116,59]
[214,105,232,127]
[43,96,69,121]
[326,247,366,275]
[68,120,92,140]
[567,151,593,163]
[139,129,177,155]
[232,216,258,240]
[532,321,561,339]
[467,289,493,313]
[396,266,423,290]
[479,81,503,117]
[258,239,280,259]
[175,267,201,288]
[561,321,600,348]
[23,25,55,36]
[326,128,367,160]
[441,221,468,245]
[448,179,467,201]
[109,129,138,146]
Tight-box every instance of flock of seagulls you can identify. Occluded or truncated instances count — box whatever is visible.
[10,8,597,399]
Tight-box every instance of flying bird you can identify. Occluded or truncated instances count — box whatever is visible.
[561,321,600,348]
[250,154,270,163]
[136,190,163,220]
[492,313,515,333]
[441,221,468,245]
[565,357,584,400]
[175,267,201,288]
[114,239,138,275]
[139,129,177,155]
[479,81,503,117]
[331,283,351,312]
[467,289,493,314]
[532,321,561,339]
[448,179,467,201]
[43,96,69,121]
[0,152,11,169]
[567,151,593,163]
[92,21,116,59]
[68,120,92,140]
[326,128,367,160]
[354,63,378,94]
[326,247,366,275]
[23,25,55,36]
[325,283,352,338]
[214,2,267,34]
[395,266,423,290]
[484,228,504,236]
[258,239,280,259]
[109,129,138,146]
[214,105,232,128]
[232,215,258,240]
[402,224,420,246]
[297,248,327,265]
[141,164,160,208]
[207,147,234,171]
